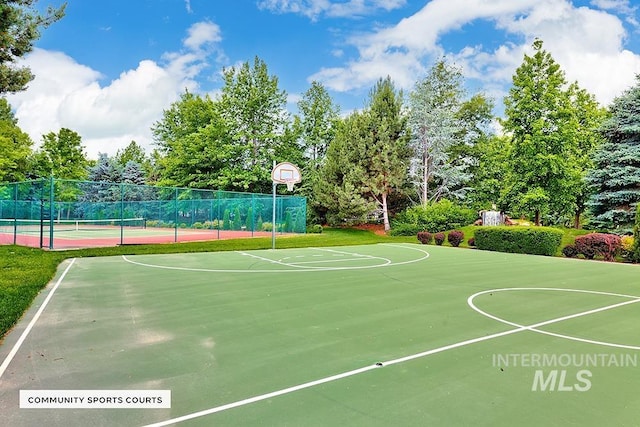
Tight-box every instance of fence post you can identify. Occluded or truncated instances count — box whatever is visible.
[13,183,17,245]
[120,183,124,245]
[174,187,178,243]
[48,176,54,249]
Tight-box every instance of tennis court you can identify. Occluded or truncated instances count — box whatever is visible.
[1,244,639,426]
[0,218,273,249]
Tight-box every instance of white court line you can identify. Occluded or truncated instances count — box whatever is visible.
[468,287,640,350]
[0,258,76,381]
[122,244,430,273]
[142,294,640,427]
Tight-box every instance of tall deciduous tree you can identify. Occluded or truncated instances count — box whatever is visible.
[297,81,339,168]
[296,81,339,222]
[33,128,88,179]
[501,39,577,226]
[0,0,65,93]
[408,60,469,205]
[219,56,290,193]
[566,83,607,228]
[0,98,32,181]
[587,76,640,231]
[152,91,235,189]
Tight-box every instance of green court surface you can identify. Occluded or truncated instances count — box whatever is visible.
[2,244,640,426]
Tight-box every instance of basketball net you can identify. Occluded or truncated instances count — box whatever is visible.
[285,180,295,192]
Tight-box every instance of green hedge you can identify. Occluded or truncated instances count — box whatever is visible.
[474,226,563,256]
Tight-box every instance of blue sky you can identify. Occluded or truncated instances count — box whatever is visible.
[8,0,640,158]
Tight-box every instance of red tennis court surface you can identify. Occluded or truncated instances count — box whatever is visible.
[0,228,274,249]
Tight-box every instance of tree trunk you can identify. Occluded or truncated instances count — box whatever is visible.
[573,210,581,229]
[382,191,390,232]
[535,210,540,226]
[422,152,428,206]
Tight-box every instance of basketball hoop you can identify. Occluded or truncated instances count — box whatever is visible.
[271,162,301,191]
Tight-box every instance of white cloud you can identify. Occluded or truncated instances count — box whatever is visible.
[257,0,406,20]
[310,0,640,108]
[7,21,225,159]
[183,21,222,51]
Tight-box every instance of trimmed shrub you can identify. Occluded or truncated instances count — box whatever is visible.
[390,223,423,236]
[434,232,445,246]
[574,233,621,261]
[562,244,578,258]
[447,230,464,247]
[417,231,433,244]
[393,199,477,233]
[306,224,323,234]
[474,226,563,256]
[468,237,476,247]
[223,209,231,230]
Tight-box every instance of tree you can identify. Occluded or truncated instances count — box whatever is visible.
[152,91,236,189]
[315,113,376,226]
[297,81,339,168]
[317,77,410,231]
[501,39,578,226]
[296,81,340,222]
[0,0,65,93]
[87,153,122,184]
[219,56,291,193]
[360,77,410,231]
[408,60,469,205]
[115,140,146,166]
[566,83,607,228]
[586,76,640,232]
[0,98,32,181]
[32,128,89,179]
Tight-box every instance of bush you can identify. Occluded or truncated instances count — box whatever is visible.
[306,224,323,234]
[434,232,445,246]
[562,244,578,258]
[468,237,476,247]
[474,226,563,256]
[192,221,204,229]
[447,230,464,247]
[390,223,423,236]
[393,199,477,233]
[417,231,433,244]
[574,233,621,261]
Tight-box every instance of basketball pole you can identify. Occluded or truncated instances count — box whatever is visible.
[272,160,276,250]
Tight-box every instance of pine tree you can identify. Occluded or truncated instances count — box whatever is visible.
[587,76,640,231]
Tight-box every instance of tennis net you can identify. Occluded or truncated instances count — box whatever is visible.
[0,217,146,233]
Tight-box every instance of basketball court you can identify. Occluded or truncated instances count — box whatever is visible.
[1,244,639,426]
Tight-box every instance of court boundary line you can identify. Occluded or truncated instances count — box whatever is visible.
[143,291,640,427]
[0,258,76,381]
[121,244,429,273]
[468,287,640,350]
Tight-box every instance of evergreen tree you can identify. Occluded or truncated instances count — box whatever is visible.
[408,60,469,204]
[317,77,409,230]
[587,76,640,231]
